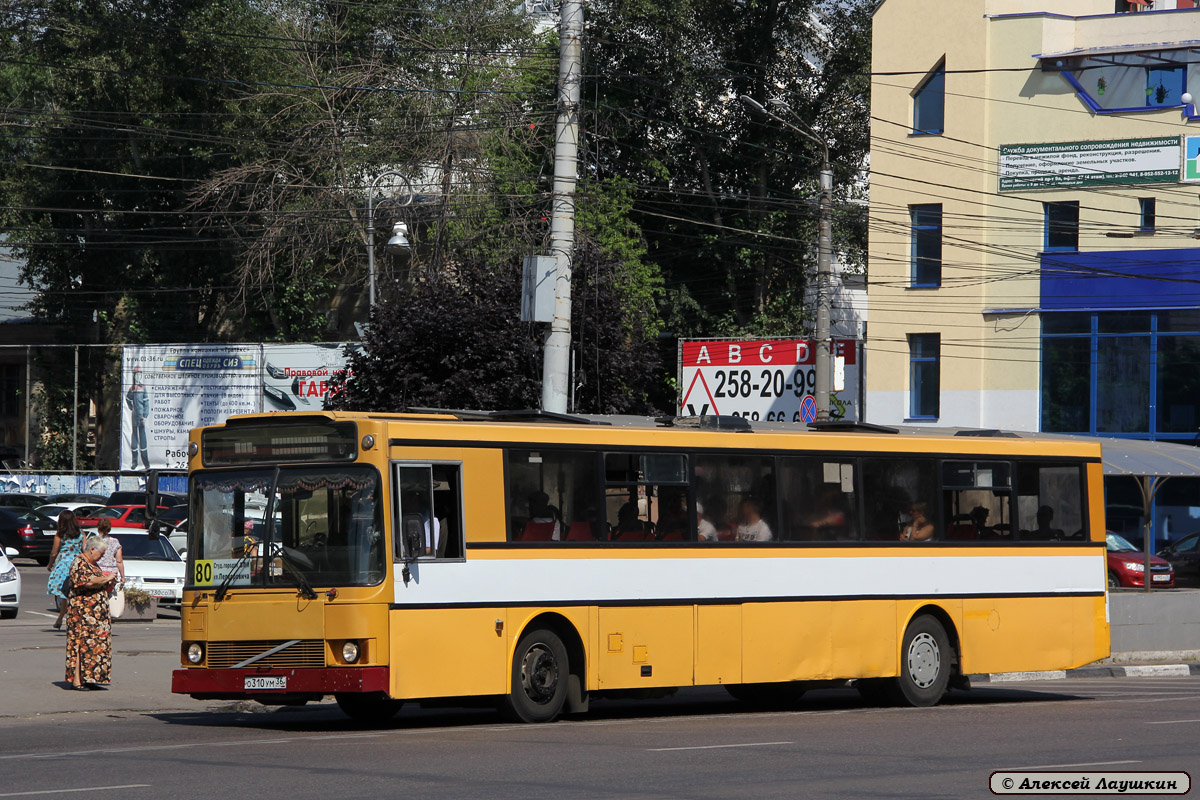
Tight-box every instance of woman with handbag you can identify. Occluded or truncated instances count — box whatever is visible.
[65,536,117,690]
[47,510,84,630]
[93,519,126,617]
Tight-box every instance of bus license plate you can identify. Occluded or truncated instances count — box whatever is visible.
[244,675,286,690]
[1152,574,1171,582]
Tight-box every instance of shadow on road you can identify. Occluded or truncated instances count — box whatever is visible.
[147,683,1090,734]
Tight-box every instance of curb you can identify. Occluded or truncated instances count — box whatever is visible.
[969,663,1200,683]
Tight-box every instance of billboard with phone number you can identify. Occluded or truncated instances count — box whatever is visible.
[678,338,860,423]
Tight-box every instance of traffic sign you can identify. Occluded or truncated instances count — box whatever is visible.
[799,394,818,423]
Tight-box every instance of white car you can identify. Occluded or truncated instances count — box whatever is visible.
[1,546,21,619]
[36,502,105,523]
[103,528,186,607]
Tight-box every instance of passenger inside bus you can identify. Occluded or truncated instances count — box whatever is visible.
[1029,505,1066,540]
[612,502,649,541]
[696,501,718,542]
[522,490,562,541]
[900,502,934,541]
[735,498,773,542]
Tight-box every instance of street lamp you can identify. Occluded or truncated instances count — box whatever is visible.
[365,171,414,307]
[739,95,835,422]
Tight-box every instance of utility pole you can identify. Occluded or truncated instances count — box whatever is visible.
[540,0,583,414]
[815,161,833,422]
[739,95,834,421]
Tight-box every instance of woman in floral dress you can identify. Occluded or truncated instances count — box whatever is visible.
[47,510,84,629]
[65,537,117,690]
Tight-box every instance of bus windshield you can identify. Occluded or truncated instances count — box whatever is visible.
[190,465,384,589]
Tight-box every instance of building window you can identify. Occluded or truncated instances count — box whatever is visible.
[912,63,945,135]
[1041,310,1200,440]
[1044,201,1079,252]
[1139,197,1156,232]
[1146,66,1185,107]
[910,204,942,287]
[908,333,940,419]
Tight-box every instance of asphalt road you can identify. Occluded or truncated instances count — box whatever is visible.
[3,559,1198,799]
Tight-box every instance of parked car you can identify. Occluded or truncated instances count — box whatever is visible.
[104,528,186,608]
[108,491,187,509]
[1107,532,1174,589]
[36,503,104,523]
[1158,531,1200,588]
[0,493,47,512]
[148,506,188,557]
[0,546,20,619]
[0,507,56,564]
[46,493,109,505]
[78,504,163,529]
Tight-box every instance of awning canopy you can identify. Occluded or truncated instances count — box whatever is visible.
[1094,437,1200,479]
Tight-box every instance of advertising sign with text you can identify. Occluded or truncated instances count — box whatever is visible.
[122,345,261,471]
[121,343,356,471]
[678,339,859,423]
[998,137,1179,191]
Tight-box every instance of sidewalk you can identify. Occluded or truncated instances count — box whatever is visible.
[0,611,213,720]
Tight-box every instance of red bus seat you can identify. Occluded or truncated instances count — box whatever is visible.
[520,521,557,541]
[566,522,597,541]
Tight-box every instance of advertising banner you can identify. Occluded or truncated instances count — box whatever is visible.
[122,345,261,471]
[678,338,860,423]
[261,343,354,413]
[998,136,1180,191]
[121,343,356,471]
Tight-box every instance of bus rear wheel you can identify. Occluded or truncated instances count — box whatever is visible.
[503,627,568,723]
[335,692,404,725]
[895,615,952,707]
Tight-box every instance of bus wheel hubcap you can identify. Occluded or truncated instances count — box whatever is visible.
[521,644,559,703]
[907,632,940,689]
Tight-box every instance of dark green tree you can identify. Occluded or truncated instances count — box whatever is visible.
[586,0,873,336]
[327,243,665,415]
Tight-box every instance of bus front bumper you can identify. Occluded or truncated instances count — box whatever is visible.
[172,666,389,700]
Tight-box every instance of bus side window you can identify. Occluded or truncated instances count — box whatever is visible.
[505,450,601,543]
[861,457,937,541]
[942,461,1012,543]
[1017,463,1084,541]
[432,464,464,559]
[778,458,857,541]
[693,454,775,543]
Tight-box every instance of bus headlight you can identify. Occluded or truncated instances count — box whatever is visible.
[341,641,361,664]
[186,642,204,664]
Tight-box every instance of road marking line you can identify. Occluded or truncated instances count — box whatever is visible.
[0,785,150,797]
[1146,719,1200,724]
[24,610,57,619]
[649,741,793,752]
[998,760,1140,771]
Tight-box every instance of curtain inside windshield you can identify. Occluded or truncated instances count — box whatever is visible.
[192,466,383,589]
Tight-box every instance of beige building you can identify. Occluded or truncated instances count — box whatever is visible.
[867,0,1200,440]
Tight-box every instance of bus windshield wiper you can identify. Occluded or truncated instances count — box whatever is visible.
[214,547,253,602]
[275,548,317,600]
[215,467,279,602]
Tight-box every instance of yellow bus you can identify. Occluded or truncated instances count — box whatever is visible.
[172,411,1109,723]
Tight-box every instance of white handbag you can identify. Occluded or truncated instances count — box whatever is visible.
[108,587,126,618]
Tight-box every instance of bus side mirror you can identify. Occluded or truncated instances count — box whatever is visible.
[403,515,424,563]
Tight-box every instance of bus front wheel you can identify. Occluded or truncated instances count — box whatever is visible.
[504,627,569,723]
[335,692,403,725]
[895,615,952,707]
